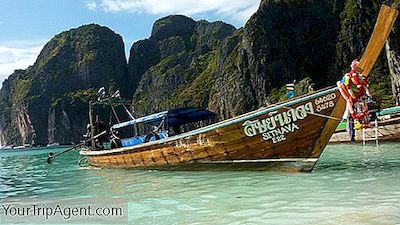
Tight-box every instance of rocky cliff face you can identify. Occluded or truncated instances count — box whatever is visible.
[386,14,400,105]
[0,24,127,146]
[0,70,28,145]
[129,1,345,119]
[1,0,400,145]
[129,15,236,116]
[207,0,343,119]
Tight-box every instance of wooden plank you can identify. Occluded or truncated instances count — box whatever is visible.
[358,5,398,76]
[162,150,182,165]
[221,114,327,149]
[213,114,326,158]
[224,122,324,159]
[147,149,167,166]
[222,132,320,160]
[311,97,346,157]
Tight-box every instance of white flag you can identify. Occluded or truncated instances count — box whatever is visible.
[111,90,121,98]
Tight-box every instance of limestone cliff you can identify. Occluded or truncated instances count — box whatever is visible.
[207,0,343,119]
[386,13,400,105]
[0,24,127,146]
[129,15,236,116]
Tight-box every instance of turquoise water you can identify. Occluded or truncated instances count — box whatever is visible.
[1,143,400,224]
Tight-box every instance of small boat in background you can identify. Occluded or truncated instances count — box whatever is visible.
[13,144,30,150]
[377,106,400,120]
[330,106,400,144]
[46,143,60,148]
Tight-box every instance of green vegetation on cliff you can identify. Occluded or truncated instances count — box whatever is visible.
[131,16,236,116]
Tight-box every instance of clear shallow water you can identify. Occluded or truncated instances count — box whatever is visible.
[0,143,400,224]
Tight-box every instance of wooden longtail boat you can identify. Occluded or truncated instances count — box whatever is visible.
[79,5,398,171]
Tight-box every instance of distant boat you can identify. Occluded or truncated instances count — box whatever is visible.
[47,143,60,148]
[330,106,400,143]
[79,5,398,171]
[0,145,13,150]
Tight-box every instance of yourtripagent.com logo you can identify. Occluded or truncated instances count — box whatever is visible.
[0,198,128,224]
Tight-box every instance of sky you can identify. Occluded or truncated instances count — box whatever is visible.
[0,0,260,86]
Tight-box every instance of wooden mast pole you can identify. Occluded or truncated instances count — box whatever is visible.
[89,101,95,149]
[358,5,399,76]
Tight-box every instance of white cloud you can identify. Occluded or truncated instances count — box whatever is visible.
[0,45,43,85]
[98,0,260,23]
[86,1,98,10]
[235,3,260,23]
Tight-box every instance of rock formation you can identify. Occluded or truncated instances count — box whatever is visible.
[0,24,127,146]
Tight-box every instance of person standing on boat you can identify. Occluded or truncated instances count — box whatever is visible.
[286,80,296,99]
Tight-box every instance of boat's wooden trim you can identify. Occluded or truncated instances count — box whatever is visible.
[359,5,399,76]
[92,159,319,172]
[199,158,319,163]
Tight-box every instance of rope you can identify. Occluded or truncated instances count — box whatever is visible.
[47,142,85,164]
[108,99,120,123]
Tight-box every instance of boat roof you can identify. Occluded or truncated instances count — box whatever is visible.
[112,107,216,129]
[377,106,400,116]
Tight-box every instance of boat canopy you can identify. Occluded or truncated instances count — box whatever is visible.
[112,107,216,129]
[377,106,400,116]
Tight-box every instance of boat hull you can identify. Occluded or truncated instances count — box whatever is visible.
[102,158,319,172]
[80,87,346,171]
